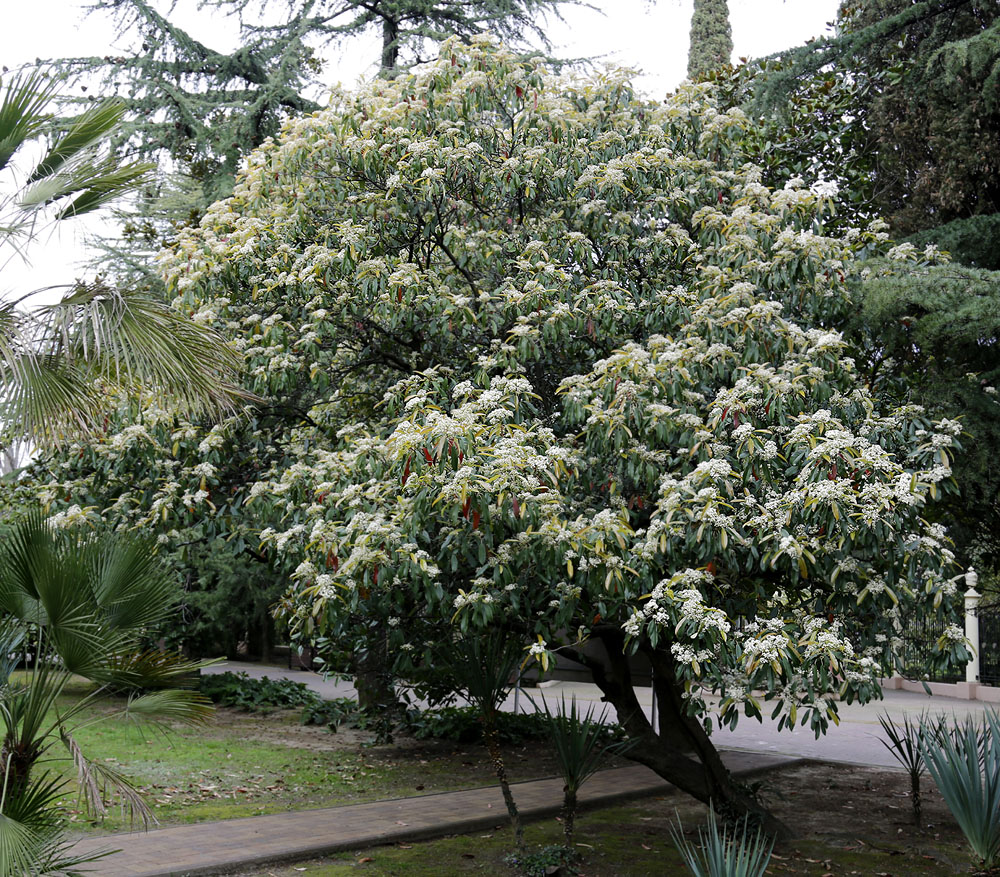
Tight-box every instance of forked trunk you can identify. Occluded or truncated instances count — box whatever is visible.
[577,629,790,838]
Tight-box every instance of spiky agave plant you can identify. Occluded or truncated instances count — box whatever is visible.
[920,710,1000,868]
[670,806,774,877]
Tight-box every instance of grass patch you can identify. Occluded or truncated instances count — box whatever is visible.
[39,680,569,834]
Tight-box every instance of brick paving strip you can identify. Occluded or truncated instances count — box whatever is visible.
[71,751,799,877]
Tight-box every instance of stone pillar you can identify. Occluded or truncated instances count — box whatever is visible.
[965,568,981,685]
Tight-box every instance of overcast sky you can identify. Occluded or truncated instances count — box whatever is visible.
[0,0,841,300]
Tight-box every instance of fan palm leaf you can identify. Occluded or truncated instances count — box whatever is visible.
[0,72,249,446]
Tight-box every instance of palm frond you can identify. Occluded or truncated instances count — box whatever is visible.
[0,767,114,874]
[0,70,57,173]
[27,98,129,184]
[0,809,41,876]
[102,649,206,692]
[37,283,248,419]
[87,532,177,631]
[123,689,214,729]
[60,730,156,829]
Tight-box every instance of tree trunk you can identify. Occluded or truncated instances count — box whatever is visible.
[571,629,790,838]
[483,716,524,851]
[354,634,400,714]
[562,786,577,847]
[381,17,400,76]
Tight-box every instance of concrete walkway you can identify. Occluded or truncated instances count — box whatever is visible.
[65,661,991,874]
[71,751,798,876]
[206,660,997,769]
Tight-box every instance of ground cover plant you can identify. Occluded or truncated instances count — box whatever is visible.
[198,671,325,713]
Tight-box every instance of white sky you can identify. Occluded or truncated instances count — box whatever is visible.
[0,0,841,300]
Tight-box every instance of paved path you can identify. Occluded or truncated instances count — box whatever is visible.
[206,661,996,769]
[71,751,798,877]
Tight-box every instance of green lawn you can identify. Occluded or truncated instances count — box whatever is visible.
[37,679,563,834]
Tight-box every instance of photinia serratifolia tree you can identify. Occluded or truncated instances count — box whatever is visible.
[54,38,969,828]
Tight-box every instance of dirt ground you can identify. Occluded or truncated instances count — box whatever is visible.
[238,761,983,876]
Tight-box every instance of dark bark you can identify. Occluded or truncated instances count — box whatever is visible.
[483,716,524,851]
[354,634,400,714]
[381,17,400,75]
[562,786,577,846]
[566,629,790,838]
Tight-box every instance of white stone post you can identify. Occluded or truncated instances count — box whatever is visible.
[965,567,981,685]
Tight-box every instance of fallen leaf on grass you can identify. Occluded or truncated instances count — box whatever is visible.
[358,857,373,863]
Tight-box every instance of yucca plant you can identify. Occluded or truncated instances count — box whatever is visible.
[878,711,940,827]
[437,634,526,851]
[532,695,630,846]
[920,710,1000,868]
[670,806,774,877]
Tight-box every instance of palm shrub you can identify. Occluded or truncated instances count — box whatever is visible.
[670,806,774,877]
[0,70,244,442]
[437,634,526,851]
[533,695,629,846]
[0,511,211,865]
[920,710,1000,868]
[877,711,941,827]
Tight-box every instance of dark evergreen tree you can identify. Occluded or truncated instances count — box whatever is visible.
[52,0,573,213]
[758,0,1000,267]
[846,261,1000,580]
[687,0,732,78]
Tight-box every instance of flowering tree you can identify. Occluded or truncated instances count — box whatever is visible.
[31,40,968,826]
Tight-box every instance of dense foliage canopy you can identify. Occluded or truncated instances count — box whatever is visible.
[29,39,974,822]
[762,0,1000,268]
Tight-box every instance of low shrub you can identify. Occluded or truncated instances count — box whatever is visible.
[300,696,360,731]
[505,844,578,877]
[408,705,627,747]
[198,671,322,713]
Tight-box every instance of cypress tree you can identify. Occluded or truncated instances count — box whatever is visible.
[687,0,733,79]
